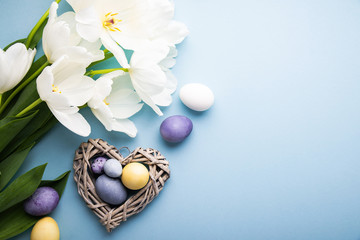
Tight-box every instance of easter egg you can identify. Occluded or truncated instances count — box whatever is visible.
[95,174,127,205]
[121,163,149,190]
[160,115,193,143]
[180,83,214,111]
[24,187,59,216]
[30,217,60,240]
[91,156,107,174]
[104,159,123,178]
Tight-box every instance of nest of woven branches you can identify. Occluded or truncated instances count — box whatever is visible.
[73,138,170,232]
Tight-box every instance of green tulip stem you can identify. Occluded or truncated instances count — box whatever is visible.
[0,94,2,107]
[0,61,49,115]
[79,104,88,109]
[16,98,43,117]
[25,0,62,48]
[85,68,129,77]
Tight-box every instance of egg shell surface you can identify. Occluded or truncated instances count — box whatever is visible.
[104,159,123,178]
[121,163,150,190]
[91,156,107,174]
[24,186,59,216]
[30,217,60,240]
[160,115,193,143]
[95,174,128,205]
[180,83,214,111]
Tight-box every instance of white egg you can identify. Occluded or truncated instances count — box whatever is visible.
[104,159,122,178]
[179,83,214,111]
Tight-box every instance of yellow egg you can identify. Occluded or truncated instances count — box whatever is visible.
[30,217,60,240]
[121,163,149,190]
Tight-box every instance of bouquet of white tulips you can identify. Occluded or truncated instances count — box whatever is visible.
[0,0,188,238]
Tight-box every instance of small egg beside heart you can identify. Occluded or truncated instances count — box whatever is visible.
[180,83,214,111]
[30,217,59,240]
[160,115,193,143]
[24,187,59,216]
[104,159,123,178]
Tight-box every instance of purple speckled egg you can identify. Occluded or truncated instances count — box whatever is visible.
[24,187,59,216]
[160,115,193,143]
[95,174,127,205]
[92,156,107,174]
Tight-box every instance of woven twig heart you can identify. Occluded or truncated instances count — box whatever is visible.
[73,138,170,232]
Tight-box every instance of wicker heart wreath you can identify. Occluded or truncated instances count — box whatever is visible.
[73,138,170,232]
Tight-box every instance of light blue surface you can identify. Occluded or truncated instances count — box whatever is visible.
[1,0,360,239]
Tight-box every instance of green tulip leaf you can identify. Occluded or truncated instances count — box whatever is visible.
[0,164,46,213]
[6,74,45,118]
[39,170,71,197]
[17,116,58,152]
[0,145,33,191]
[0,205,37,240]
[1,103,52,160]
[0,111,38,155]
[0,170,70,239]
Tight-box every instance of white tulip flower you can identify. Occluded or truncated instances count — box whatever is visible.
[66,0,150,67]
[88,71,142,137]
[152,46,178,106]
[146,0,189,47]
[36,56,94,137]
[43,2,104,65]
[128,44,178,116]
[0,43,36,94]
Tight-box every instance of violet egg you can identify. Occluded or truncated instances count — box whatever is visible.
[92,156,107,174]
[160,115,193,143]
[24,187,59,216]
[95,174,127,205]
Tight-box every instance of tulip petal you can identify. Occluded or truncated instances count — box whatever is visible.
[76,23,102,43]
[78,39,104,62]
[159,46,177,70]
[66,0,96,12]
[0,43,36,93]
[109,102,143,119]
[110,118,137,137]
[57,12,82,46]
[51,56,86,85]
[90,102,113,129]
[130,66,166,95]
[159,21,189,45]
[93,76,113,101]
[36,66,55,101]
[49,105,91,137]
[164,70,177,94]
[109,31,148,52]
[37,56,95,137]
[92,106,137,137]
[151,90,172,107]
[48,2,58,24]
[75,6,99,24]
[132,81,162,116]
[59,75,95,106]
[100,33,129,68]
[107,80,143,118]
[43,3,102,65]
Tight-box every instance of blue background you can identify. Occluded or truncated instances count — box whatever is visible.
[1,0,360,239]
